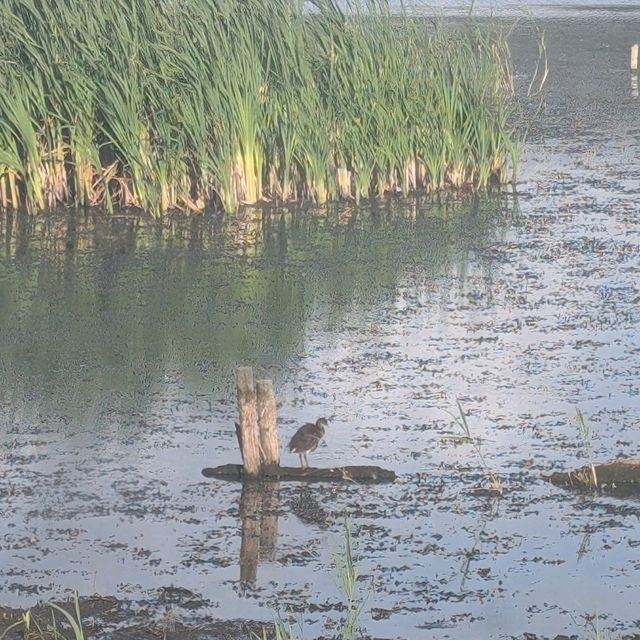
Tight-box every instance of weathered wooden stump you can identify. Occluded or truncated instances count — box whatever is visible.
[546,459,640,495]
[256,379,279,467]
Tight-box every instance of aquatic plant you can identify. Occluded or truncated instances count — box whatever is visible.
[584,611,608,640]
[0,0,518,216]
[333,518,366,640]
[574,406,592,454]
[574,406,598,489]
[445,400,504,495]
[0,591,85,640]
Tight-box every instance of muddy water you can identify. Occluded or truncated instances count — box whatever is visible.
[2,13,640,640]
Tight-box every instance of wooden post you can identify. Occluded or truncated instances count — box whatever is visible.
[256,379,279,467]
[235,367,261,477]
[631,44,639,71]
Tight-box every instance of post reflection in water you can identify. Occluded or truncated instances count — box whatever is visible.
[239,481,280,584]
[237,482,333,585]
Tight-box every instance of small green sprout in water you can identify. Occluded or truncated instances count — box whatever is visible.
[333,518,368,640]
[575,406,591,455]
[0,610,30,640]
[583,610,608,640]
[48,593,86,640]
[444,400,504,495]
[574,406,598,489]
[270,615,303,640]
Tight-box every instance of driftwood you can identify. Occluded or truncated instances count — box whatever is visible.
[547,459,640,495]
[202,464,396,483]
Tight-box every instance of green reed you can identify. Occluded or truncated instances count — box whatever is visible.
[446,400,504,495]
[0,592,85,640]
[575,406,598,488]
[0,0,519,216]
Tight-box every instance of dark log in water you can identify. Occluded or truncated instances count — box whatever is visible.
[546,459,640,494]
[202,464,396,483]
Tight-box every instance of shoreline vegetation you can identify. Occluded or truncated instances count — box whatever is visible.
[0,0,519,216]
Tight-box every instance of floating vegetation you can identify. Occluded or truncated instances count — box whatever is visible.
[0,0,519,216]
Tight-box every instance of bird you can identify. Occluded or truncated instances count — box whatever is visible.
[288,417,329,468]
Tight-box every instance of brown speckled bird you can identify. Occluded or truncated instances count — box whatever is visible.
[288,417,328,468]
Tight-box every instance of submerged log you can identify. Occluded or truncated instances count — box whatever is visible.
[546,459,640,494]
[202,464,396,483]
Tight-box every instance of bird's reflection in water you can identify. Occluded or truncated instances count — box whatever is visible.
[290,485,330,529]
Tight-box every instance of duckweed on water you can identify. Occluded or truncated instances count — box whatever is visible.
[0,0,518,216]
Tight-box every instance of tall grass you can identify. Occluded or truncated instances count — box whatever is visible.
[0,0,518,216]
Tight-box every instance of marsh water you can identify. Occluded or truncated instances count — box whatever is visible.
[403,0,640,18]
[2,11,640,640]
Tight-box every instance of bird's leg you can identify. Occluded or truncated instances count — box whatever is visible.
[304,453,309,468]
[298,453,304,468]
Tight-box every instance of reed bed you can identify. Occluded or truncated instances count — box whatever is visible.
[0,0,518,216]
